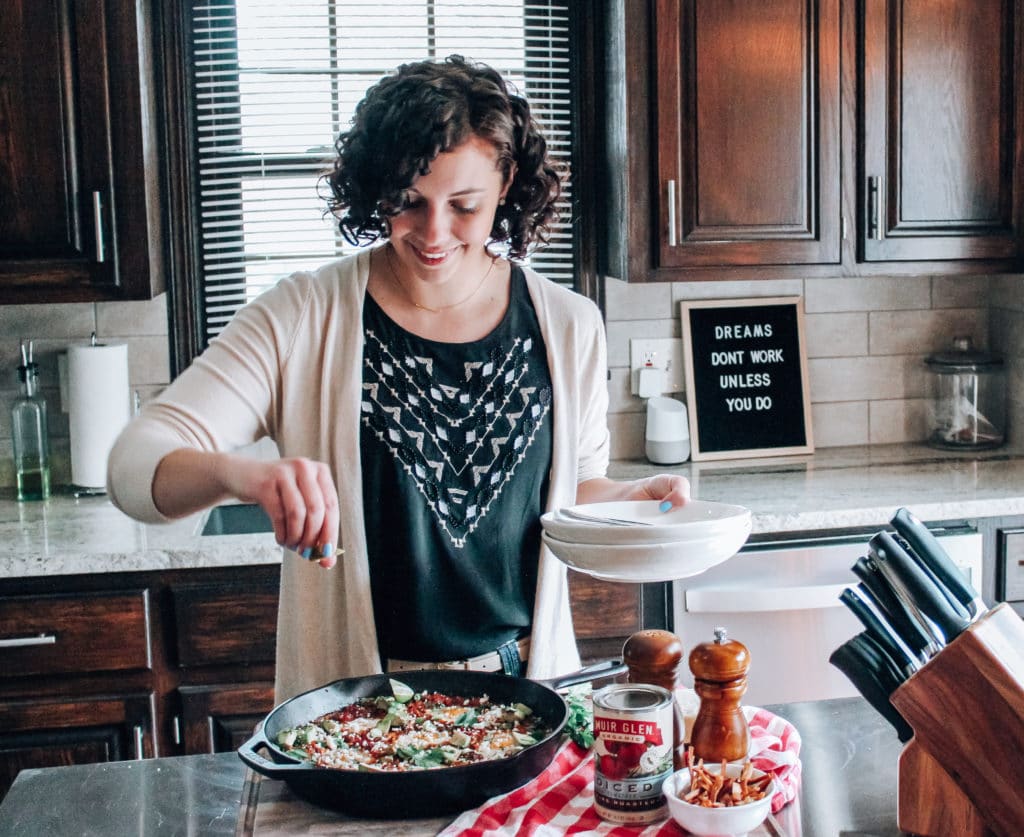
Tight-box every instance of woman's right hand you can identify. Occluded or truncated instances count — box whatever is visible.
[153,449,340,568]
[229,456,340,568]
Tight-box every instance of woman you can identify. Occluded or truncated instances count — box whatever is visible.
[107,55,689,701]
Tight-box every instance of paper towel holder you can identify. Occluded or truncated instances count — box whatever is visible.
[67,336,131,493]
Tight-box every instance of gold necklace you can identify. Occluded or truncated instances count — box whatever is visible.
[384,246,496,314]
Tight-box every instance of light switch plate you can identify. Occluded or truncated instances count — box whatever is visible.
[630,338,685,395]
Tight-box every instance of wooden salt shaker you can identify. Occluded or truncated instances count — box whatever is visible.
[622,629,687,769]
[689,626,750,763]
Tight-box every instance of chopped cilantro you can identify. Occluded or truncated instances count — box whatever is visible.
[565,685,594,749]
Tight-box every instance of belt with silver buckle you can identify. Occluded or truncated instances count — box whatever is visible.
[387,637,530,676]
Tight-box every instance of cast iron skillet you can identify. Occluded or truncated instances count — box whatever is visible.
[238,659,625,817]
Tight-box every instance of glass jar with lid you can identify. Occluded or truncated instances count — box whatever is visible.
[924,336,1006,450]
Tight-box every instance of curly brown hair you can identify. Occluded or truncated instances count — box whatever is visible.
[322,55,561,260]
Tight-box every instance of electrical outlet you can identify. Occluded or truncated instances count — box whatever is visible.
[629,338,685,395]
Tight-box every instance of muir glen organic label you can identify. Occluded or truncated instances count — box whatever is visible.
[592,684,674,824]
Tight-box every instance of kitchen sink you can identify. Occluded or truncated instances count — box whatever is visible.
[201,503,274,536]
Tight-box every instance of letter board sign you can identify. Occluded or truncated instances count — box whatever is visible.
[680,296,814,461]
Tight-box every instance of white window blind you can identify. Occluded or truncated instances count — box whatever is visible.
[189,0,576,341]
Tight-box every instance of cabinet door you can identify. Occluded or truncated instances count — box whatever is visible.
[0,694,155,802]
[178,683,275,754]
[569,573,642,662]
[654,0,841,267]
[0,0,165,302]
[861,0,1023,261]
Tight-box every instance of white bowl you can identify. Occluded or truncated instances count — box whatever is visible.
[540,525,748,583]
[662,763,775,837]
[541,499,751,546]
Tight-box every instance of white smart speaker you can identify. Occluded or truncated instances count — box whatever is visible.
[645,396,690,464]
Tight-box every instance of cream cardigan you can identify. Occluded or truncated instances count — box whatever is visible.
[108,249,610,700]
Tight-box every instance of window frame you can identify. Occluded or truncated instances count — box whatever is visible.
[158,0,599,376]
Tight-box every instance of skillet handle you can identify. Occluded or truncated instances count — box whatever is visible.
[237,728,312,779]
[539,659,628,691]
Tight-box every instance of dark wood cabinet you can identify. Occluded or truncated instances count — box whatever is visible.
[0,561,643,800]
[860,0,1022,263]
[0,0,166,303]
[0,693,156,796]
[178,683,276,755]
[568,573,644,662]
[652,0,842,269]
[0,566,279,801]
[602,0,1024,282]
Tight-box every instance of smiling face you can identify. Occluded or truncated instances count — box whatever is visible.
[386,135,510,288]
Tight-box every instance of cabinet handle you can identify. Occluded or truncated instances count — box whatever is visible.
[868,176,883,240]
[0,633,57,649]
[92,191,106,263]
[666,180,677,247]
[133,725,146,760]
[172,715,182,746]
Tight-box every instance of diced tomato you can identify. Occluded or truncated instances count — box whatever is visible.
[615,742,647,768]
[599,754,631,780]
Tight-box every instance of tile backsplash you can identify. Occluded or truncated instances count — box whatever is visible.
[0,297,171,488]
[605,273,1024,460]
[990,275,1024,451]
[2,272,1023,488]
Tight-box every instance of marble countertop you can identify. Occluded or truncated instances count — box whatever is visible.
[609,442,1024,534]
[3,443,1024,580]
[0,493,281,578]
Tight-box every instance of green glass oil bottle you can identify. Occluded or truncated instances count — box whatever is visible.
[12,341,51,501]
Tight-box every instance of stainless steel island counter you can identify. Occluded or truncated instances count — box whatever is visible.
[0,697,906,837]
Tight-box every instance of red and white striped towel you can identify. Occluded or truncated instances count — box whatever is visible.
[439,705,801,837]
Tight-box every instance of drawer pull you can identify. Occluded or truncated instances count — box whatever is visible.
[133,725,146,760]
[0,633,57,649]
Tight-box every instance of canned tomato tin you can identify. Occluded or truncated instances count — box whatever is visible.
[592,683,674,824]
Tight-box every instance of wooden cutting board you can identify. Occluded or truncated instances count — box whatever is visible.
[235,767,455,836]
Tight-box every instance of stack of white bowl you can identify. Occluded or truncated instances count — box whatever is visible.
[539,499,752,583]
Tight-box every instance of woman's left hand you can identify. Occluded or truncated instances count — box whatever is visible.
[576,474,691,511]
[627,473,691,511]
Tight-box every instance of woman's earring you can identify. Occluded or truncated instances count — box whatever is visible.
[498,198,506,206]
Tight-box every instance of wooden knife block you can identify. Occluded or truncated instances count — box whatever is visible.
[890,602,1024,837]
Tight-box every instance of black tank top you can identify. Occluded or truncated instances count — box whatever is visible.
[360,265,553,662]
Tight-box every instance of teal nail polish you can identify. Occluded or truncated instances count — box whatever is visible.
[659,500,673,513]
[321,543,333,558]
[301,547,313,559]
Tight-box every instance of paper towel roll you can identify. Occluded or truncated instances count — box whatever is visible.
[68,343,131,488]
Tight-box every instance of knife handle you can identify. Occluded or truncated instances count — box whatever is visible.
[839,588,919,676]
[891,532,965,615]
[830,638,914,742]
[891,508,981,612]
[871,531,971,643]
[852,557,936,660]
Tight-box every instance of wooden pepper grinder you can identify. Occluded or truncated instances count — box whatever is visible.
[622,629,687,769]
[688,626,750,763]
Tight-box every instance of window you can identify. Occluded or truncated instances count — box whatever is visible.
[183,0,585,346]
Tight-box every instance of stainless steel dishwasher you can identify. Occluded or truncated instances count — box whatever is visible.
[670,525,983,706]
